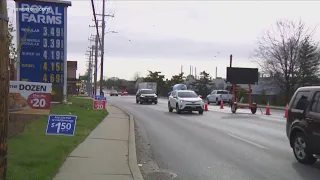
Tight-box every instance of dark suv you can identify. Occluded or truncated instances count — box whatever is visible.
[136,89,158,104]
[286,86,320,164]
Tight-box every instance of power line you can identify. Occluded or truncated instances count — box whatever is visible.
[91,0,102,47]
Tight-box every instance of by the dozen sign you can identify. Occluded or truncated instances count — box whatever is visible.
[9,81,52,115]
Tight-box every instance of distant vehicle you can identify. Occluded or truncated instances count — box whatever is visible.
[168,90,204,114]
[206,90,232,105]
[136,89,157,104]
[138,82,157,93]
[168,84,187,98]
[110,90,119,96]
[286,86,320,164]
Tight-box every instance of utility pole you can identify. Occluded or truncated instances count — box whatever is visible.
[88,33,100,96]
[94,35,98,95]
[85,49,93,95]
[90,45,95,94]
[0,0,9,179]
[100,0,106,96]
[97,0,114,95]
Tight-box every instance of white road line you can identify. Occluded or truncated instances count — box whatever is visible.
[178,115,190,120]
[227,133,268,149]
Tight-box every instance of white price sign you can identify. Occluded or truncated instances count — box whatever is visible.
[50,122,72,133]
[95,104,104,109]
[30,98,46,108]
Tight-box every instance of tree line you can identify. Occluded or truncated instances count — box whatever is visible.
[253,19,320,102]
[95,70,214,98]
[82,19,320,102]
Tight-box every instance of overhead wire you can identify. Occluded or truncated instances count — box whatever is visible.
[98,0,117,73]
[91,0,102,47]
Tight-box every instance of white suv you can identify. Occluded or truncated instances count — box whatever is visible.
[168,90,204,114]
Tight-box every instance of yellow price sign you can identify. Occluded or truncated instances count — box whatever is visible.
[51,62,55,71]
[50,73,55,83]
[43,62,48,71]
[43,74,48,82]
[60,74,64,83]
[56,74,60,83]
[56,62,60,71]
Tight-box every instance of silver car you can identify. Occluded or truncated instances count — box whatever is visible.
[168,90,204,114]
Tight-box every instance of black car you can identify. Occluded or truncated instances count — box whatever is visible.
[286,86,320,164]
[136,89,157,104]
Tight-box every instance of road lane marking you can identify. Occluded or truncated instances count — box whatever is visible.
[227,133,268,149]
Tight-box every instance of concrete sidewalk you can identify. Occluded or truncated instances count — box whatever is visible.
[53,104,143,180]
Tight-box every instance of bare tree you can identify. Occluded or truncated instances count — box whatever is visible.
[132,71,141,82]
[253,19,316,102]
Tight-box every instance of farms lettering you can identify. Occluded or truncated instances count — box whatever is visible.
[20,3,63,25]
[10,84,47,92]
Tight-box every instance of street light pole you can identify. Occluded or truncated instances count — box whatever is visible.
[0,0,9,179]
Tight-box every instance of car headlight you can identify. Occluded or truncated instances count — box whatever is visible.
[180,100,185,103]
[154,95,157,97]
[140,95,145,97]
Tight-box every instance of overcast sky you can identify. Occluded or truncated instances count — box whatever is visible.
[7,0,320,80]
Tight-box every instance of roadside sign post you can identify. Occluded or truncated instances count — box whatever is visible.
[95,94,106,101]
[46,115,77,136]
[15,0,72,102]
[93,100,106,110]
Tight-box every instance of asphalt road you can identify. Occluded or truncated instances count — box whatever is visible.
[107,95,320,180]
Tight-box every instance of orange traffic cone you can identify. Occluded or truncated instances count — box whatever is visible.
[265,102,271,115]
[204,103,208,111]
[284,103,289,118]
[220,99,224,109]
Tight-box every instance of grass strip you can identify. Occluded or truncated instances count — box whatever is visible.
[7,97,108,180]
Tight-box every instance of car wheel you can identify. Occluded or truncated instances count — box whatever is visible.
[199,110,203,114]
[231,104,237,113]
[136,99,139,104]
[154,101,158,104]
[206,98,210,104]
[140,101,143,104]
[292,133,317,164]
[216,98,220,105]
[168,102,173,112]
[176,104,181,114]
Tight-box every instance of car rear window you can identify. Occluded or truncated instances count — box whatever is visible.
[291,91,310,110]
[140,90,154,94]
[217,91,229,94]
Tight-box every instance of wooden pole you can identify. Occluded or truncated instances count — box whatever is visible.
[0,0,9,179]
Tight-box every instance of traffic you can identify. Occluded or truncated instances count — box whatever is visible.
[105,83,320,180]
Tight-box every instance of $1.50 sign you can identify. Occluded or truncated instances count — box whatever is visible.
[94,100,106,110]
[46,115,77,136]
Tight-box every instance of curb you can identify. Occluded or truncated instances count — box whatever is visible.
[111,105,144,180]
